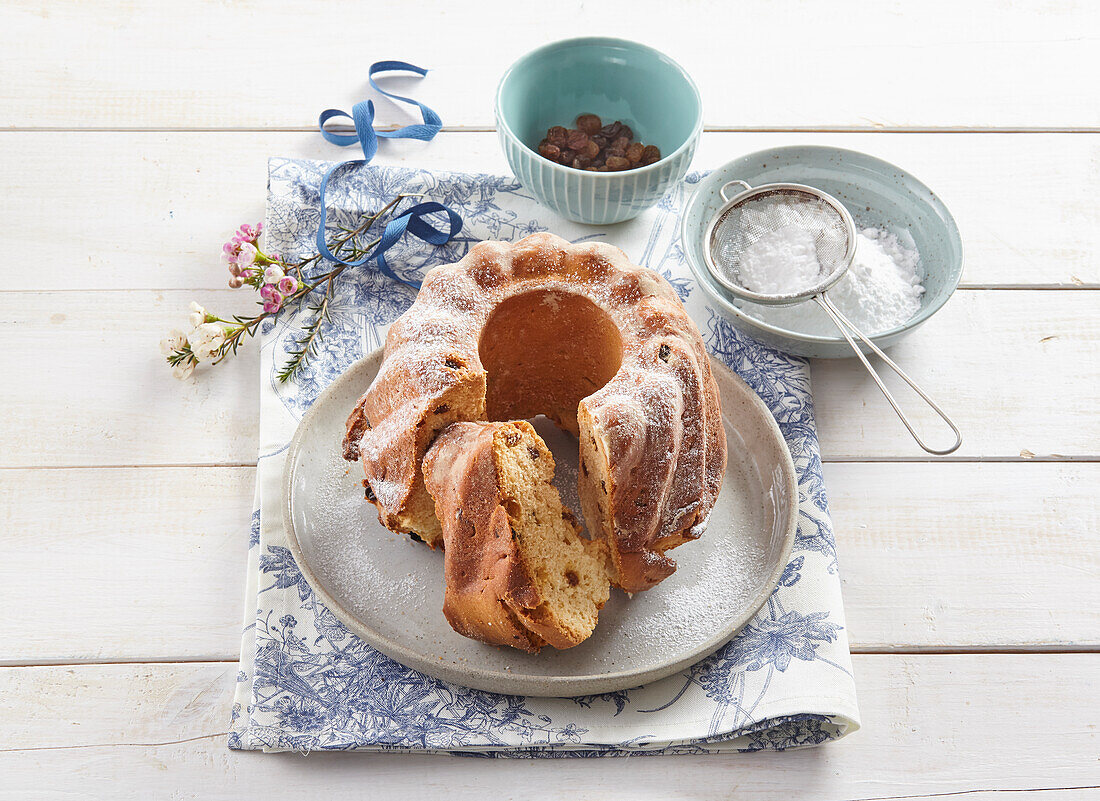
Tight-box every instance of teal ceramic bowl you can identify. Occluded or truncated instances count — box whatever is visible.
[682,146,963,359]
[496,37,702,225]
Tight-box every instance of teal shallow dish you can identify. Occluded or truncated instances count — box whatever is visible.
[682,146,963,359]
[496,37,702,225]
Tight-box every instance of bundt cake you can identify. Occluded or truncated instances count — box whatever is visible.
[343,232,726,593]
[422,420,610,653]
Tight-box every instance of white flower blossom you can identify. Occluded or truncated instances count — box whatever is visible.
[172,360,195,380]
[159,328,187,357]
[189,322,227,363]
[236,242,258,267]
[189,301,210,328]
[263,265,284,284]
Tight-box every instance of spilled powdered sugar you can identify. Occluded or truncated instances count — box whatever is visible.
[299,443,427,621]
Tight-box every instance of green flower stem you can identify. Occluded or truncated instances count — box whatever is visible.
[207,192,421,372]
[273,192,422,278]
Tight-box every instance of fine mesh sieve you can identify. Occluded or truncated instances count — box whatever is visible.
[706,182,856,304]
[702,180,962,456]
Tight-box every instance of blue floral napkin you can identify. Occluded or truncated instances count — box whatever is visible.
[229,159,860,754]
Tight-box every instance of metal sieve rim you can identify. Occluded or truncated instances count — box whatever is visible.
[701,181,858,306]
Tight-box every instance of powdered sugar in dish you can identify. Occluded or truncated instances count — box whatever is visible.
[738,222,824,295]
[740,226,925,336]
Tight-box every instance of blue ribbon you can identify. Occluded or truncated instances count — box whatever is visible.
[314,61,459,288]
[318,60,443,160]
[314,198,462,289]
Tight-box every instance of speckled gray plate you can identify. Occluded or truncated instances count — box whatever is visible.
[283,348,797,697]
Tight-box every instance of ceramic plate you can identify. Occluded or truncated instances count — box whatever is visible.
[283,348,797,697]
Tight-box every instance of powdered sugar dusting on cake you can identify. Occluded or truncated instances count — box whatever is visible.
[349,232,726,592]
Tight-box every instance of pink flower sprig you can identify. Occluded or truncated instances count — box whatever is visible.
[162,193,419,382]
[258,265,301,314]
[223,223,264,274]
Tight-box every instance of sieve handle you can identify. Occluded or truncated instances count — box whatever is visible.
[719,180,753,203]
[813,294,963,455]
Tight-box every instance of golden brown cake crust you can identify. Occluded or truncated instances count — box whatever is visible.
[421,422,546,653]
[345,232,727,591]
[423,420,611,653]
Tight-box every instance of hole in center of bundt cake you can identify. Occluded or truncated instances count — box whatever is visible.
[478,289,622,434]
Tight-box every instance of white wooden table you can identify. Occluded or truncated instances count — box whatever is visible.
[2,2,1098,798]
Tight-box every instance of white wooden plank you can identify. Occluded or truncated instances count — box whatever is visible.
[1,131,1097,291]
[0,289,259,468]
[2,463,1094,664]
[812,289,1100,459]
[0,467,254,665]
[0,656,1096,800]
[826,462,1100,650]
[1,0,1097,130]
[0,288,1094,468]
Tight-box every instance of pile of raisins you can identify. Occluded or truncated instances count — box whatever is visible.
[537,114,661,171]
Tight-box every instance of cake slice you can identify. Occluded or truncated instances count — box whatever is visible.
[422,420,610,653]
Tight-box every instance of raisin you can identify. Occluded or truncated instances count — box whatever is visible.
[565,570,580,587]
[362,481,377,503]
[527,446,540,459]
[444,357,462,369]
[576,113,602,135]
[659,343,671,362]
[538,141,561,160]
[581,460,589,476]
[535,118,663,171]
[566,129,589,151]
[504,431,520,446]
[406,531,424,543]
[433,403,449,414]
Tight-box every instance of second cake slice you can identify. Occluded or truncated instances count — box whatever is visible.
[422,420,610,653]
